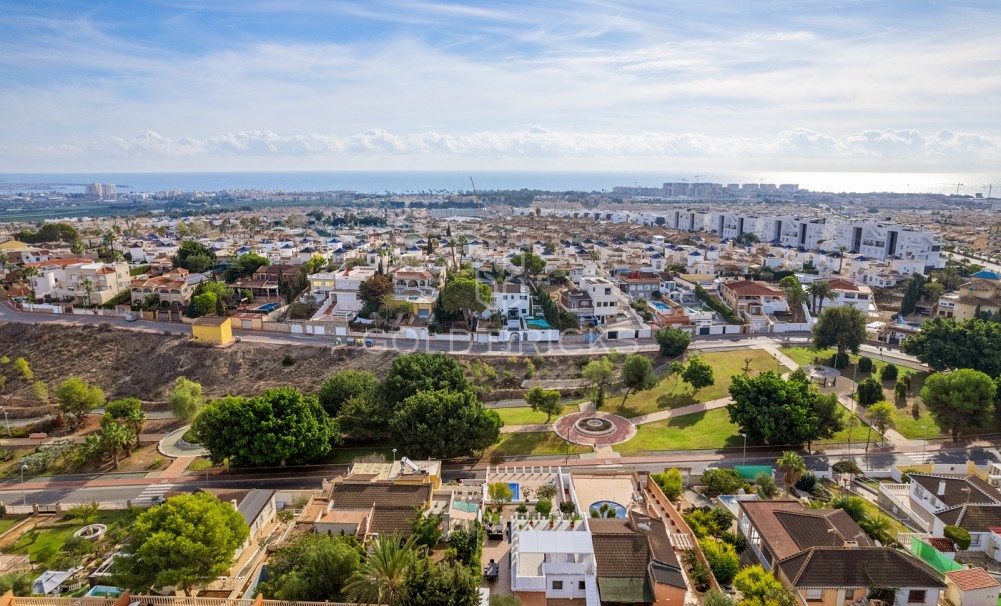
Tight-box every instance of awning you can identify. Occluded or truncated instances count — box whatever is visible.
[597,577,654,603]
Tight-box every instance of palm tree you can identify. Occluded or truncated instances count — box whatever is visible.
[81,277,94,308]
[837,245,848,274]
[806,281,835,315]
[776,451,806,488]
[344,535,417,606]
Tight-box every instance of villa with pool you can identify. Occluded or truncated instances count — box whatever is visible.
[483,466,692,605]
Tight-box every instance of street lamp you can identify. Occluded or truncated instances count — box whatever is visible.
[741,433,747,466]
[392,448,397,462]
[20,464,27,506]
[921,425,927,465]
[1,407,9,437]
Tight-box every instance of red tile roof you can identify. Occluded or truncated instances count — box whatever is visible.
[946,567,1000,591]
[723,280,784,296]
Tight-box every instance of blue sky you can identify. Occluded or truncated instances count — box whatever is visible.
[2,0,1000,172]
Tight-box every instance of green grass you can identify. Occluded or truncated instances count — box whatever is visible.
[613,350,785,418]
[187,458,215,471]
[893,407,945,440]
[9,510,134,562]
[826,482,915,538]
[488,432,577,458]
[494,407,553,426]
[614,408,744,453]
[326,446,396,465]
[0,517,23,536]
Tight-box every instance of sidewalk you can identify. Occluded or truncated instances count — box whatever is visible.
[157,426,209,458]
[629,397,734,425]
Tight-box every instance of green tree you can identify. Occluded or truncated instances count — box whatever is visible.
[99,414,136,466]
[655,327,691,357]
[256,534,360,602]
[812,306,867,358]
[408,510,444,550]
[921,369,996,442]
[105,397,146,436]
[389,390,501,459]
[524,387,563,423]
[779,275,808,310]
[620,354,658,408]
[193,387,340,466]
[582,357,615,408]
[54,377,105,427]
[488,482,514,505]
[169,377,205,420]
[831,495,866,522]
[699,538,739,585]
[337,395,389,441]
[703,589,736,606]
[728,371,842,447]
[317,370,379,417]
[902,317,1001,377]
[776,451,806,488]
[190,292,218,317]
[701,468,744,498]
[859,514,893,544]
[224,251,269,282]
[856,378,884,407]
[358,273,395,310]
[806,280,836,314]
[509,251,546,280]
[880,363,898,382]
[944,525,972,550]
[111,493,249,594]
[652,468,684,500]
[381,353,471,406]
[172,240,216,274]
[344,535,417,606]
[733,565,797,606]
[402,558,481,606]
[681,356,714,392]
[866,401,896,439]
[441,277,491,329]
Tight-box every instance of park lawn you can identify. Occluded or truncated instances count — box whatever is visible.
[494,407,553,426]
[488,432,575,458]
[614,349,785,418]
[614,408,744,453]
[893,406,945,440]
[9,510,134,562]
[779,346,926,383]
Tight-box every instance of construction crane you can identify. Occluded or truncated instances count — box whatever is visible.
[469,176,483,211]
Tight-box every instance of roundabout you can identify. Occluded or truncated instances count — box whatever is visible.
[552,411,636,447]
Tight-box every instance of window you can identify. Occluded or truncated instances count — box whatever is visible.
[907,589,926,603]
[805,588,823,600]
[552,580,563,590]
[579,581,586,590]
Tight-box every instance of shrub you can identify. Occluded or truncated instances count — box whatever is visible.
[881,363,898,382]
[490,596,524,606]
[856,378,883,407]
[701,468,743,497]
[14,358,32,381]
[653,468,684,500]
[755,472,778,498]
[831,495,866,522]
[686,554,711,592]
[830,352,849,369]
[516,503,528,515]
[795,472,819,493]
[857,356,873,372]
[525,360,535,379]
[281,354,297,367]
[720,531,746,553]
[895,381,908,400]
[699,539,739,585]
[535,499,552,517]
[944,525,972,550]
[559,501,576,516]
[65,501,99,523]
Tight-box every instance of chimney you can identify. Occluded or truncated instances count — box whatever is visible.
[938,481,947,496]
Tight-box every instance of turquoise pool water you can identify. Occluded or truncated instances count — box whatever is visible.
[86,586,123,598]
[650,301,670,312]
[508,482,521,500]
[524,317,553,329]
[453,501,479,513]
[589,500,627,518]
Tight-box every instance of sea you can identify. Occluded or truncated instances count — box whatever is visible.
[0,170,998,196]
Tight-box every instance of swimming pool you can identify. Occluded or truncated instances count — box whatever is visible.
[650,301,670,312]
[589,500,627,519]
[524,317,553,330]
[508,482,521,501]
[86,586,123,598]
[718,494,758,515]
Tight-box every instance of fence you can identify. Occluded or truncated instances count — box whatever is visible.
[10,595,367,606]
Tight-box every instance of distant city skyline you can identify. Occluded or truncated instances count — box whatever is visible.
[2,1,1000,173]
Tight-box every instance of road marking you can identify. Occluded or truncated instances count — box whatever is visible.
[135,483,175,502]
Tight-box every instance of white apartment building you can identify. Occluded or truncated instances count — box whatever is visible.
[579,277,625,324]
[308,266,376,313]
[487,283,531,320]
[31,260,131,305]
